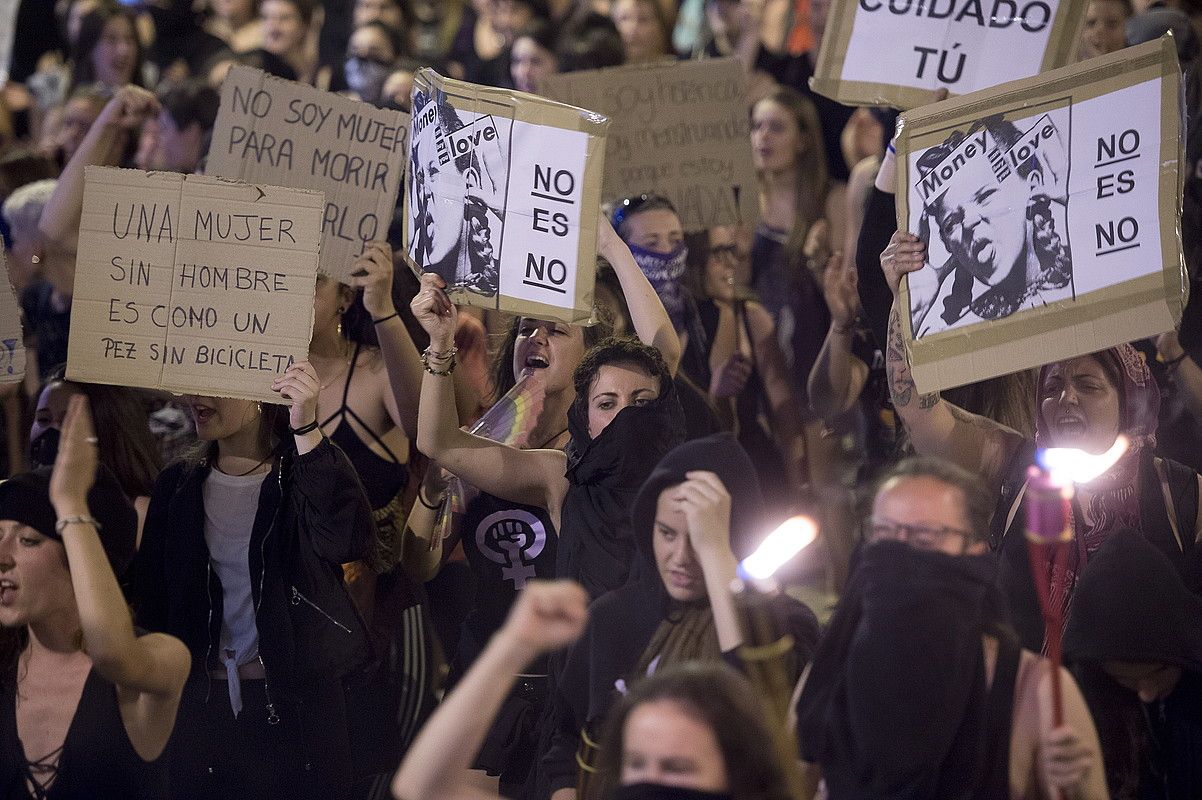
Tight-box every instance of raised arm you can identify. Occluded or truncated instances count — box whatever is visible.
[808,252,869,419]
[411,273,569,513]
[881,231,1022,493]
[393,580,589,800]
[39,85,159,270]
[597,212,683,373]
[352,242,423,439]
[49,396,190,752]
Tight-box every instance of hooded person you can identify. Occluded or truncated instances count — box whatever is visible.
[795,456,1108,800]
[1063,528,1202,800]
[538,432,820,798]
[994,344,1201,652]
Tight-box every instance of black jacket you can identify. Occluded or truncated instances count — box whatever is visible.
[128,437,374,703]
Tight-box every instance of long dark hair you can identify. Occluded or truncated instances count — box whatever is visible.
[70,6,145,92]
[40,367,163,498]
[589,662,795,800]
[487,299,614,403]
[754,88,828,278]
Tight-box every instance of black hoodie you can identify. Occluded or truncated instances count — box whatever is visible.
[1063,529,1202,800]
[539,433,820,796]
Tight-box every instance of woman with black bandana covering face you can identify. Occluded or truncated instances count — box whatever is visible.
[0,395,189,799]
[537,432,819,800]
[393,579,796,800]
[1063,529,1202,800]
[409,211,685,599]
[795,457,1108,800]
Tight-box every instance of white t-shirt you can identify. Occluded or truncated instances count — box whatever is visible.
[203,468,265,715]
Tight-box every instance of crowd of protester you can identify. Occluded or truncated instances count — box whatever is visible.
[0,0,1201,798]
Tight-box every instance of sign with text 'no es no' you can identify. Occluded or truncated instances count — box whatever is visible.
[405,69,608,324]
[895,36,1186,392]
[67,167,322,403]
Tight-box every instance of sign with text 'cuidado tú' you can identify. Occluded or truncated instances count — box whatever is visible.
[541,58,758,231]
[895,36,1185,392]
[207,65,409,281]
[67,167,322,402]
[405,69,608,324]
[811,0,1087,108]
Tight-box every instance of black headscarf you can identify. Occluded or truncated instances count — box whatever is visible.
[0,466,137,578]
[1062,528,1202,800]
[555,380,686,600]
[795,542,1009,799]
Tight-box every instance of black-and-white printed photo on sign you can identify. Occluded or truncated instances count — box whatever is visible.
[894,36,1184,393]
[409,92,510,297]
[908,109,1074,337]
[404,69,609,324]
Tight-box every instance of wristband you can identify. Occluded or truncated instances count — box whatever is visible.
[372,311,400,325]
[56,515,100,535]
[290,419,320,436]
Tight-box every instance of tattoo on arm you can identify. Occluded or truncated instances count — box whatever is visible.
[918,392,939,409]
[886,307,916,408]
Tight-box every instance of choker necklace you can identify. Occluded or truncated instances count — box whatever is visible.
[214,453,272,477]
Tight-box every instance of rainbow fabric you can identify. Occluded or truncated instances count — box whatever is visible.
[433,372,547,547]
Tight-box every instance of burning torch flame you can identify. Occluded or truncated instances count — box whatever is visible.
[741,516,818,581]
[1037,435,1129,488]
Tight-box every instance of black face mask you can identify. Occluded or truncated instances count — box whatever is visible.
[29,427,60,470]
[609,784,733,800]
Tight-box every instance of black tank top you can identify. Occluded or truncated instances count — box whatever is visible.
[457,492,558,668]
[320,342,409,509]
[0,667,169,799]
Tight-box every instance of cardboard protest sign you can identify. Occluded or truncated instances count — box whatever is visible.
[67,167,323,402]
[0,0,17,87]
[811,0,1086,108]
[207,65,409,281]
[404,69,609,324]
[895,36,1185,392]
[0,248,23,385]
[542,59,757,231]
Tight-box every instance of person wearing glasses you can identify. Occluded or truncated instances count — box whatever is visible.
[795,457,1108,800]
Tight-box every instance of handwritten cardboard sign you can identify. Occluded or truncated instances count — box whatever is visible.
[895,36,1186,391]
[541,58,758,231]
[0,247,23,385]
[812,0,1086,108]
[207,65,409,281]
[404,69,609,324]
[67,167,322,402]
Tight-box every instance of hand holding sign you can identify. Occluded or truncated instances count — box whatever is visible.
[349,241,396,319]
[272,361,320,429]
[411,272,458,351]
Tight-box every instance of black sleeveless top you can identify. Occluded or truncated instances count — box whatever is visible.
[982,635,1022,799]
[0,667,169,799]
[320,342,408,509]
[458,491,558,668]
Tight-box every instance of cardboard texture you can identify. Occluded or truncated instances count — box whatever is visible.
[0,248,24,385]
[67,167,322,402]
[207,65,409,281]
[812,0,1087,108]
[0,0,17,86]
[894,36,1185,392]
[541,58,758,231]
[404,69,609,324]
